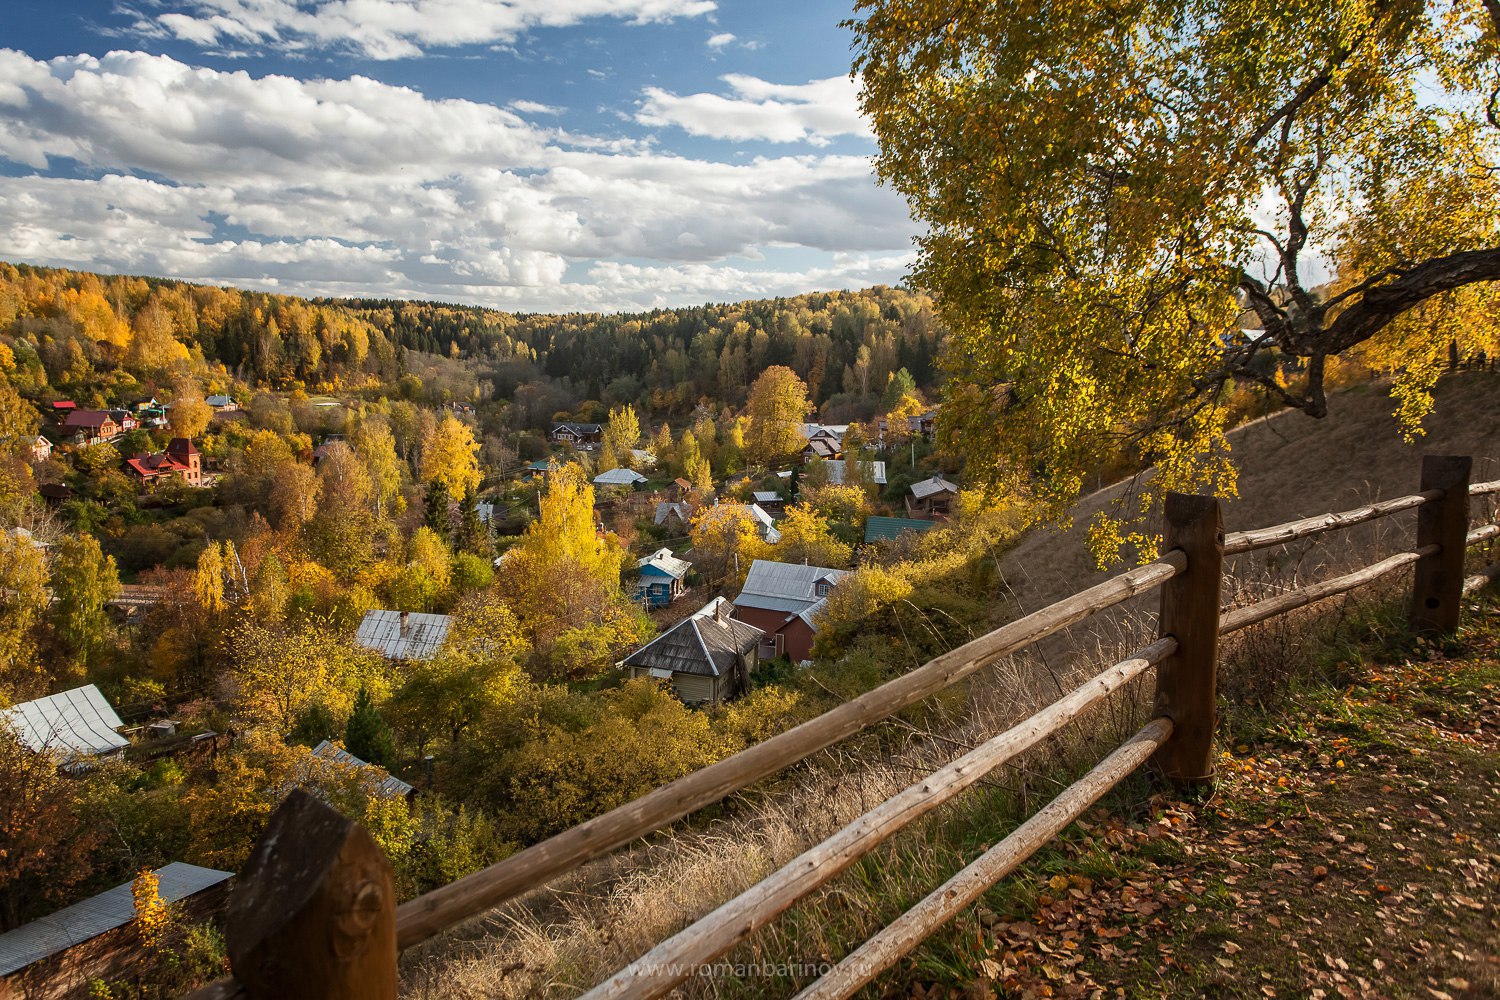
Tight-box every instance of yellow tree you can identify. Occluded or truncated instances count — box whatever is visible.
[689,504,763,586]
[853,0,1500,551]
[353,418,403,520]
[600,404,641,471]
[745,366,813,467]
[768,506,853,568]
[420,414,482,499]
[168,379,212,440]
[0,530,50,700]
[495,464,635,666]
[194,543,226,615]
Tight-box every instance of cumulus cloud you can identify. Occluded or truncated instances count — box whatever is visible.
[511,99,564,115]
[0,49,914,311]
[636,74,870,146]
[129,0,718,59]
[706,32,735,48]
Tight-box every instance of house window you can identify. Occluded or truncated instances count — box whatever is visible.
[815,581,831,597]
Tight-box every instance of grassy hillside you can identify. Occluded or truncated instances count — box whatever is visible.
[401,374,1500,998]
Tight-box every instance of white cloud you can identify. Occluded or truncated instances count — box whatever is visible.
[131,0,718,59]
[511,99,564,115]
[637,74,870,146]
[0,50,915,311]
[706,32,735,48]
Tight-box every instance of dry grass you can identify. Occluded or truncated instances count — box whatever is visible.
[402,373,1500,998]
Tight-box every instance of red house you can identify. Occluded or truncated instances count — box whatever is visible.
[731,559,849,663]
[61,410,121,446]
[124,438,204,487]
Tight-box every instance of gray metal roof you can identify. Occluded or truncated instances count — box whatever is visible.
[593,467,648,486]
[622,599,763,678]
[752,491,782,503]
[826,460,888,486]
[910,475,959,500]
[355,610,452,660]
[654,501,691,525]
[2,684,128,758]
[733,560,849,617]
[310,741,414,798]
[0,863,232,975]
[637,547,691,579]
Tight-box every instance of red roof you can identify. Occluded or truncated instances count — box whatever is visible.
[62,410,117,430]
[125,452,192,479]
[51,401,77,410]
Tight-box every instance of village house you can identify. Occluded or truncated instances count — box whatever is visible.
[863,515,936,545]
[752,491,785,516]
[523,459,553,480]
[654,501,691,530]
[906,475,960,519]
[592,467,649,489]
[878,407,940,443]
[620,598,764,705]
[824,460,888,488]
[309,741,414,799]
[105,409,138,433]
[798,422,847,463]
[28,436,51,463]
[732,559,849,663]
[633,547,691,608]
[355,609,452,661]
[0,863,233,996]
[550,421,603,447]
[124,438,204,487]
[60,409,120,446]
[2,684,129,767]
[205,394,238,412]
[666,476,694,501]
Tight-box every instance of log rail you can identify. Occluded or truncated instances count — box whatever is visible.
[186,456,1500,1000]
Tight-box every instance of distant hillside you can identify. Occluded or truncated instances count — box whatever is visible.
[0,261,945,425]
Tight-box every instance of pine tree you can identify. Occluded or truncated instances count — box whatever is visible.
[345,687,395,767]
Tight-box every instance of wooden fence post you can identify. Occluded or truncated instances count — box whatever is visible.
[1411,455,1472,638]
[1151,492,1223,784]
[223,789,397,1000]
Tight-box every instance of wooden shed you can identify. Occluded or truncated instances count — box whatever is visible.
[621,598,764,705]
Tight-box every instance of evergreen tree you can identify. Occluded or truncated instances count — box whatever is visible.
[345,687,395,767]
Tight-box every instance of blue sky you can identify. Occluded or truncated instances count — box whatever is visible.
[0,0,918,312]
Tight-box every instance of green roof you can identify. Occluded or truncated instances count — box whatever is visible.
[864,516,936,543]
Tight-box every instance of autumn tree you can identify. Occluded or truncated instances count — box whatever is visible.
[168,379,212,440]
[764,506,853,569]
[353,418,403,520]
[745,366,813,467]
[306,441,373,576]
[599,404,641,472]
[420,414,482,500]
[689,503,763,586]
[50,533,120,669]
[852,0,1500,539]
[0,730,102,930]
[0,529,50,699]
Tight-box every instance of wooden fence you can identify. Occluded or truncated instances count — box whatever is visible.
[187,455,1500,1000]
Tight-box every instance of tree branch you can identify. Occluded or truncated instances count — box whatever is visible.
[1325,247,1500,353]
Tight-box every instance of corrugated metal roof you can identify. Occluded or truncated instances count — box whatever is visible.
[910,475,959,500]
[864,516,936,543]
[638,547,691,579]
[752,491,782,503]
[2,685,128,758]
[622,600,763,678]
[355,610,452,660]
[733,560,848,616]
[826,461,888,486]
[310,741,414,798]
[654,501,690,525]
[0,863,232,975]
[593,468,648,486]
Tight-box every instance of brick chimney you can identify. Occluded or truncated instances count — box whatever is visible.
[399,611,411,638]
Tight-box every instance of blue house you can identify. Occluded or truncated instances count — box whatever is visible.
[634,547,691,608]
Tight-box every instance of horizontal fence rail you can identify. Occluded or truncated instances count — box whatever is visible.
[394,553,1186,949]
[188,456,1500,1000]
[793,718,1175,1000]
[580,637,1179,1000]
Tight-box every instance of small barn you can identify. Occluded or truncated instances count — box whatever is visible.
[634,547,691,607]
[355,610,452,661]
[620,598,764,705]
[654,501,691,529]
[826,460,888,487]
[551,422,603,446]
[906,475,960,519]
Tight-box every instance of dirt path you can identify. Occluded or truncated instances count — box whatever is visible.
[911,612,1500,1000]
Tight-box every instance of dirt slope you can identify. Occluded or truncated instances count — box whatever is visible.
[995,373,1500,620]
